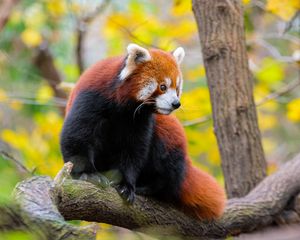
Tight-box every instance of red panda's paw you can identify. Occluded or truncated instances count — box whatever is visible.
[116,183,136,204]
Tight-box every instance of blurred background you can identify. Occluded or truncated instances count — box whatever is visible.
[0,0,299,239]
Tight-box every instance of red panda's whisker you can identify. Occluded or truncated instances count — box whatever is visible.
[133,101,150,119]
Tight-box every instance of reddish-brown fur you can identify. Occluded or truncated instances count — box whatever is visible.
[66,49,180,114]
[66,50,226,220]
[66,56,125,114]
[155,114,226,219]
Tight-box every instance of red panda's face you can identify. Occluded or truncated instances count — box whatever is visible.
[119,44,185,115]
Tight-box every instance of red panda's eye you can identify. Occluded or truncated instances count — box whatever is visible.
[160,84,167,92]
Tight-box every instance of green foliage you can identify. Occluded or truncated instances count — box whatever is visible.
[0,231,38,240]
[0,155,22,204]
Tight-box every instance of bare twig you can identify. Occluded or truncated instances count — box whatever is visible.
[54,161,73,186]
[108,19,159,49]
[34,43,68,114]
[183,79,300,127]
[74,0,111,74]
[284,10,300,34]
[255,38,295,62]
[0,150,32,175]
[182,115,211,127]
[256,78,300,106]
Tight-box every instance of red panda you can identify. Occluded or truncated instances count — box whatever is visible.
[60,43,226,220]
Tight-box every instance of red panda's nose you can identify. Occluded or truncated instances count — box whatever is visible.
[172,100,181,109]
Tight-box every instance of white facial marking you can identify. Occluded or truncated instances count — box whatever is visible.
[137,79,158,100]
[173,47,185,65]
[119,43,151,81]
[165,77,171,88]
[156,88,179,114]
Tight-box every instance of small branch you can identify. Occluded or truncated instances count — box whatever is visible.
[33,43,68,114]
[183,79,300,127]
[75,0,111,74]
[0,150,32,175]
[256,78,300,106]
[54,161,73,186]
[108,19,159,49]
[182,116,211,127]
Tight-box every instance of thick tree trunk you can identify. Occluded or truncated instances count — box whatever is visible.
[192,0,267,198]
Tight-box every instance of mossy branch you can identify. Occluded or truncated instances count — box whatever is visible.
[4,153,300,239]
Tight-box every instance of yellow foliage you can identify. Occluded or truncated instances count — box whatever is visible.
[256,58,284,86]
[287,98,300,122]
[104,0,196,53]
[46,0,67,17]
[36,85,54,103]
[21,28,42,47]
[166,19,197,41]
[9,100,23,110]
[258,111,277,130]
[262,138,277,155]
[186,65,206,81]
[266,0,300,20]
[171,0,192,16]
[176,87,211,121]
[243,0,251,4]
[1,112,63,176]
[267,161,278,175]
[0,88,8,101]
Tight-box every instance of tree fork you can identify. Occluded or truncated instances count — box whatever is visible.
[192,0,267,198]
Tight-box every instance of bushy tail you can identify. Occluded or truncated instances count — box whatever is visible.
[179,162,226,220]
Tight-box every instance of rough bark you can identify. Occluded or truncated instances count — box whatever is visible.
[192,0,267,198]
[7,163,97,240]
[8,154,300,239]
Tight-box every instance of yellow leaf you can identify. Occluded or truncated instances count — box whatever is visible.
[287,98,300,122]
[36,85,53,103]
[0,88,8,101]
[243,0,251,4]
[21,28,42,47]
[171,0,192,16]
[46,0,67,17]
[9,100,23,110]
[256,58,284,85]
[267,161,278,175]
[266,0,300,20]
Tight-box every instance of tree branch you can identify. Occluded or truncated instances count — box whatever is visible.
[183,78,300,127]
[33,43,68,114]
[10,153,300,239]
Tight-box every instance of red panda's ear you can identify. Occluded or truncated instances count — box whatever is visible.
[172,47,185,65]
[127,43,151,63]
[119,44,151,81]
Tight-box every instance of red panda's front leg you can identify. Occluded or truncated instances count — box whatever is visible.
[116,129,153,204]
[116,150,149,204]
[116,164,139,204]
